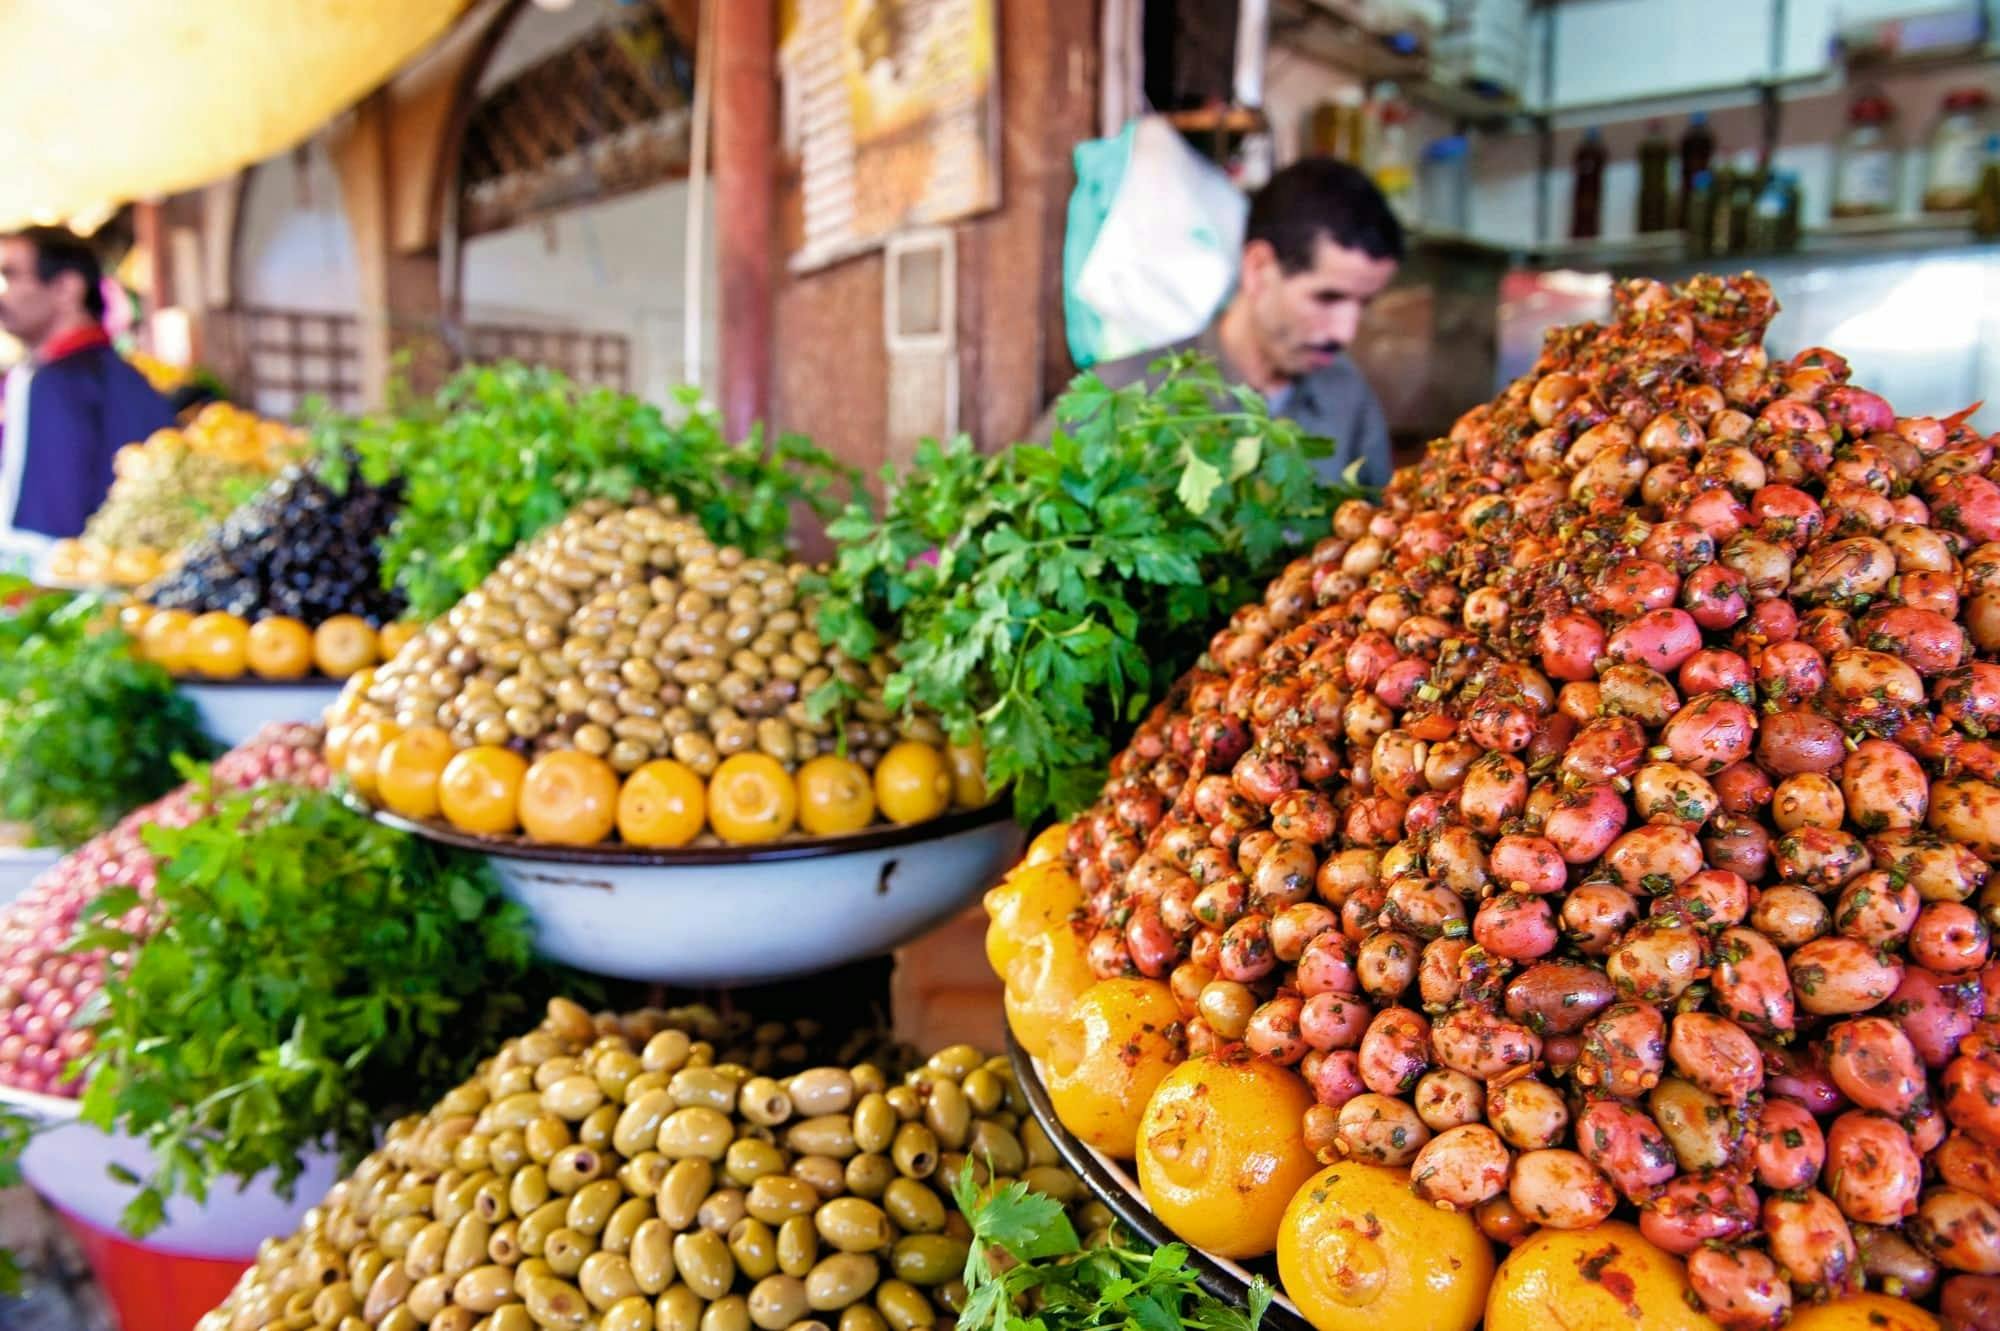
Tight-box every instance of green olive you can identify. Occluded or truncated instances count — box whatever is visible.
[749,1275,811,1331]
[726,1138,789,1188]
[582,1103,620,1152]
[671,1067,745,1113]
[880,1180,945,1235]
[1019,1166,1080,1204]
[404,1218,450,1279]
[526,1114,575,1165]
[703,1294,753,1331]
[443,1213,491,1280]
[873,1278,937,1331]
[889,1124,938,1180]
[791,1155,846,1200]
[805,1254,882,1313]
[966,1122,1024,1178]
[631,1218,678,1295]
[489,1091,544,1131]
[729,1216,780,1280]
[959,1068,1005,1117]
[814,1199,893,1254]
[657,1159,714,1230]
[313,1284,359,1325]
[921,1083,970,1152]
[488,1219,522,1266]
[594,1050,645,1101]
[925,1047,983,1082]
[490,1129,529,1174]
[620,1152,670,1199]
[788,1069,856,1117]
[776,1215,819,1278]
[698,1188,748,1236]
[739,1077,794,1127]
[1018,1118,1058,1170]
[548,1144,611,1193]
[546,1227,596,1279]
[839,1305,888,1331]
[569,1179,626,1236]
[881,1088,921,1123]
[582,1250,644,1311]
[888,1235,968,1287]
[604,1197,652,1255]
[604,1294,659,1331]
[852,1096,896,1155]
[451,1263,516,1313]
[363,1263,413,1323]
[519,1198,572,1258]
[785,1116,857,1160]
[523,1272,594,1331]
[674,1229,736,1301]
[490,1303,536,1331]
[746,1175,821,1224]
[657,1284,706,1331]
[843,1153,893,1200]
[644,1031,694,1076]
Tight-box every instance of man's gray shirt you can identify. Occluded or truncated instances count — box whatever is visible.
[1035,321,1396,489]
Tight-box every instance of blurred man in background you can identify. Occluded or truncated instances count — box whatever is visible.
[1045,157,1404,487]
[0,227,173,570]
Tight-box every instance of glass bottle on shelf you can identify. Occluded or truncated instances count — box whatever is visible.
[1977,135,2000,240]
[1833,89,1901,219]
[1678,112,1714,230]
[1637,121,1672,232]
[1925,88,1993,213]
[1570,127,1607,241]
[1369,84,1417,224]
[1420,135,1471,235]
[1725,149,1761,253]
[1685,168,1717,256]
[1747,171,1793,252]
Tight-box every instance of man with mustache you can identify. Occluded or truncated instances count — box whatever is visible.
[1051,155,1403,488]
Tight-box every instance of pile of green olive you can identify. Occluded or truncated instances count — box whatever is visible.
[346,497,929,775]
[197,999,1100,1331]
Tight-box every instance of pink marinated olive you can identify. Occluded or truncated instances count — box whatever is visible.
[1840,737,1930,831]
[1605,919,1707,1004]
[1703,818,1774,883]
[1383,878,1466,941]
[1409,1123,1512,1211]
[1293,930,1359,996]
[1606,608,1703,673]
[1430,1005,1540,1082]
[1914,1188,2000,1276]
[1943,1275,2000,1329]
[1507,1150,1616,1231]
[1603,822,1705,893]
[1752,1099,1826,1191]
[1679,648,1753,696]
[1590,558,1680,618]
[1631,763,1720,829]
[1760,1038,1847,1119]
[1357,1006,1430,1096]
[1472,892,1558,961]
[1788,936,1903,1016]
[1944,1053,2000,1149]
[1664,869,1752,930]
[1244,996,1308,1064]
[1888,966,1984,1069]
[1859,604,1969,676]
[1712,761,1775,817]
[1713,926,1797,1035]
[1865,826,1990,905]
[1910,901,1991,975]
[1543,781,1630,865]
[1824,1111,1922,1225]
[1770,772,1844,832]
[1686,1248,1792,1331]
[1773,826,1869,890]
[1537,611,1607,683]
[1763,1191,1860,1295]
[1576,1001,1668,1099]
[1215,913,1277,983]
[1560,716,1647,784]
[1642,1172,1761,1255]
[1355,930,1420,1000]
[1459,751,1530,835]
[1831,870,1918,948]
[1302,1048,1365,1109]
[1334,1092,1430,1166]
[1681,563,1749,630]
[1561,882,1640,956]
[1489,834,1567,895]
[1412,1069,1485,1133]
[1755,639,1827,705]
[1667,1012,1763,1102]
[1418,937,1469,1011]
[1936,1132,2000,1206]
[1755,708,1846,776]
[1661,693,1756,774]
[1298,991,1372,1051]
[1503,961,1617,1036]
[1486,1073,1570,1151]
[1747,884,1830,949]
[1575,1098,1678,1203]
[1268,902,1338,963]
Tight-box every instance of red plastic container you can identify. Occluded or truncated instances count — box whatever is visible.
[55,1208,246,1331]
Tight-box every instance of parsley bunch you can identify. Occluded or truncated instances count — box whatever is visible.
[70,783,576,1235]
[951,1168,1271,1331]
[322,364,858,619]
[814,356,1359,821]
[0,581,208,848]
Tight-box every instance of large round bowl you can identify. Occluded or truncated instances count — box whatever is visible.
[1005,1029,1312,1331]
[375,804,1026,985]
[0,844,62,907]
[177,677,343,748]
[0,1082,338,1261]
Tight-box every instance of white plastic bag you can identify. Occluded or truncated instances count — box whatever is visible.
[1064,115,1247,369]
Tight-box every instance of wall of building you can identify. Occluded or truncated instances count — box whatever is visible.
[235,137,360,314]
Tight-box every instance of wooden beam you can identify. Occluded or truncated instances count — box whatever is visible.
[713,0,775,439]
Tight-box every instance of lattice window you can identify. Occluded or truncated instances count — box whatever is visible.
[460,8,694,236]
[464,323,631,391]
[208,306,364,418]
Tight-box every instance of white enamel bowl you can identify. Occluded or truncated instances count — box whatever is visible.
[0,846,62,908]
[177,678,342,748]
[374,804,1025,986]
[0,1081,338,1260]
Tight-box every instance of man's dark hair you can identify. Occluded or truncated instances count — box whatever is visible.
[1246,157,1406,273]
[9,226,107,322]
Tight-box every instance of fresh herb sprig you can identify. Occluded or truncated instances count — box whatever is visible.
[951,1167,1272,1331]
[0,581,208,848]
[814,355,1360,821]
[321,364,859,619]
[71,783,577,1235]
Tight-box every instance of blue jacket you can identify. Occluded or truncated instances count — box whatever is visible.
[7,344,175,540]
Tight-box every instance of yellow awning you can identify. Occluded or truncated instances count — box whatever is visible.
[0,1,470,228]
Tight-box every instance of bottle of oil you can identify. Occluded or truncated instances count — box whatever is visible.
[1637,121,1672,232]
